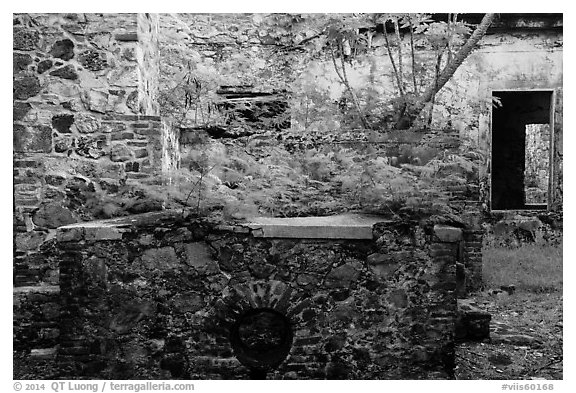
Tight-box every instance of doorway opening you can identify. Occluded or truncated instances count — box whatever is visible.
[491,90,554,210]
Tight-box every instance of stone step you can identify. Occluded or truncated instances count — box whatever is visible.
[13,285,60,294]
[490,321,542,346]
[14,285,61,351]
[30,347,58,360]
[456,299,492,341]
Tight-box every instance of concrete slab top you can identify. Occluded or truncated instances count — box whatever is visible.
[58,211,185,229]
[245,214,391,239]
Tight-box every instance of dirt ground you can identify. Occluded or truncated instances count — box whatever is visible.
[455,291,563,380]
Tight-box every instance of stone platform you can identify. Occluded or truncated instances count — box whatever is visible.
[49,210,461,379]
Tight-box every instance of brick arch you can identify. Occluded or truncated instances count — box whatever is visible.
[207,280,316,375]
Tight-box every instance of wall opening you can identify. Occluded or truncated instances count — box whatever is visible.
[216,85,291,131]
[229,308,293,378]
[491,90,553,210]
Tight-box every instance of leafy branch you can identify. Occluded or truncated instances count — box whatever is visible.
[404,13,496,129]
[294,13,496,130]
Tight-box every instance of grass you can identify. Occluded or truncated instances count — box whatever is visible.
[482,241,563,293]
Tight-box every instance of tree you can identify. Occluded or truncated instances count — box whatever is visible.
[400,13,497,129]
[293,13,496,130]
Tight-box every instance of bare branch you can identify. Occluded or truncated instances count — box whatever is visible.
[404,13,496,128]
[330,43,372,129]
[383,21,405,97]
[408,15,418,94]
[393,17,404,92]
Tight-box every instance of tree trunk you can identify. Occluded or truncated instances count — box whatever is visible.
[330,44,372,129]
[398,13,496,129]
[383,23,405,97]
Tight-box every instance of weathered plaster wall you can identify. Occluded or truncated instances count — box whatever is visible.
[462,33,562,211]
[51,212,459,379]
[292,29,563,211]
[13,14,562,372]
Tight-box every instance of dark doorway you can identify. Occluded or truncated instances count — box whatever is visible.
[491,90,553,210]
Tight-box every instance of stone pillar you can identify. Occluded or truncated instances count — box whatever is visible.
[13,13,166,251]
[427,224,461,378]
[463,229,484,292]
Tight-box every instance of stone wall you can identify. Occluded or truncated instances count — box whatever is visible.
[13,13,168,360]
[154,13,562,257]
[482,211,563,248]
[157,13,298,126]
[13,13,166,277]
[137,13,160,116]
[12,13,562,375]
[13,113,163,280]
[49,211,460,379]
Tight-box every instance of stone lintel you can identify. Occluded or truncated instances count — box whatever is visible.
[13,285,60,294]
[58,220,129,241]
[55,211,187,242]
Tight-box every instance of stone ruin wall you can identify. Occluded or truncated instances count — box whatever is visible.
[13,13,165,362]
[48,213,459,379]
[13,13,564,264]
[12,13,563,376]
[13,12,165,286]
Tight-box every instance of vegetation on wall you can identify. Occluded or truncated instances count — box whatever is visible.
[289,13,496,130]
[149,13,493,219]
[158,13,495,132]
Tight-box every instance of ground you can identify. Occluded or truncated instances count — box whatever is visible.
[455,291,563,380]
[456,241,563,380]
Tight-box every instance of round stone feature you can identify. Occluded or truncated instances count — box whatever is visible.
[230,308,293,376]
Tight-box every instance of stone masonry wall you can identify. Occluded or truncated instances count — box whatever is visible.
[157,13,299,125]
[137,13,160,116]
[13,13,562,370]
[50,212,460,379]
[155,13,561,271]
[13,13,166,358]
[13,13,165,262]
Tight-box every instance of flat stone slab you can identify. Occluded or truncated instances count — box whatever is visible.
[58,210,185,229]
[56,211,187,241]
[13,285,60,294]
[245,214,390,239]
[55,211,391,240]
